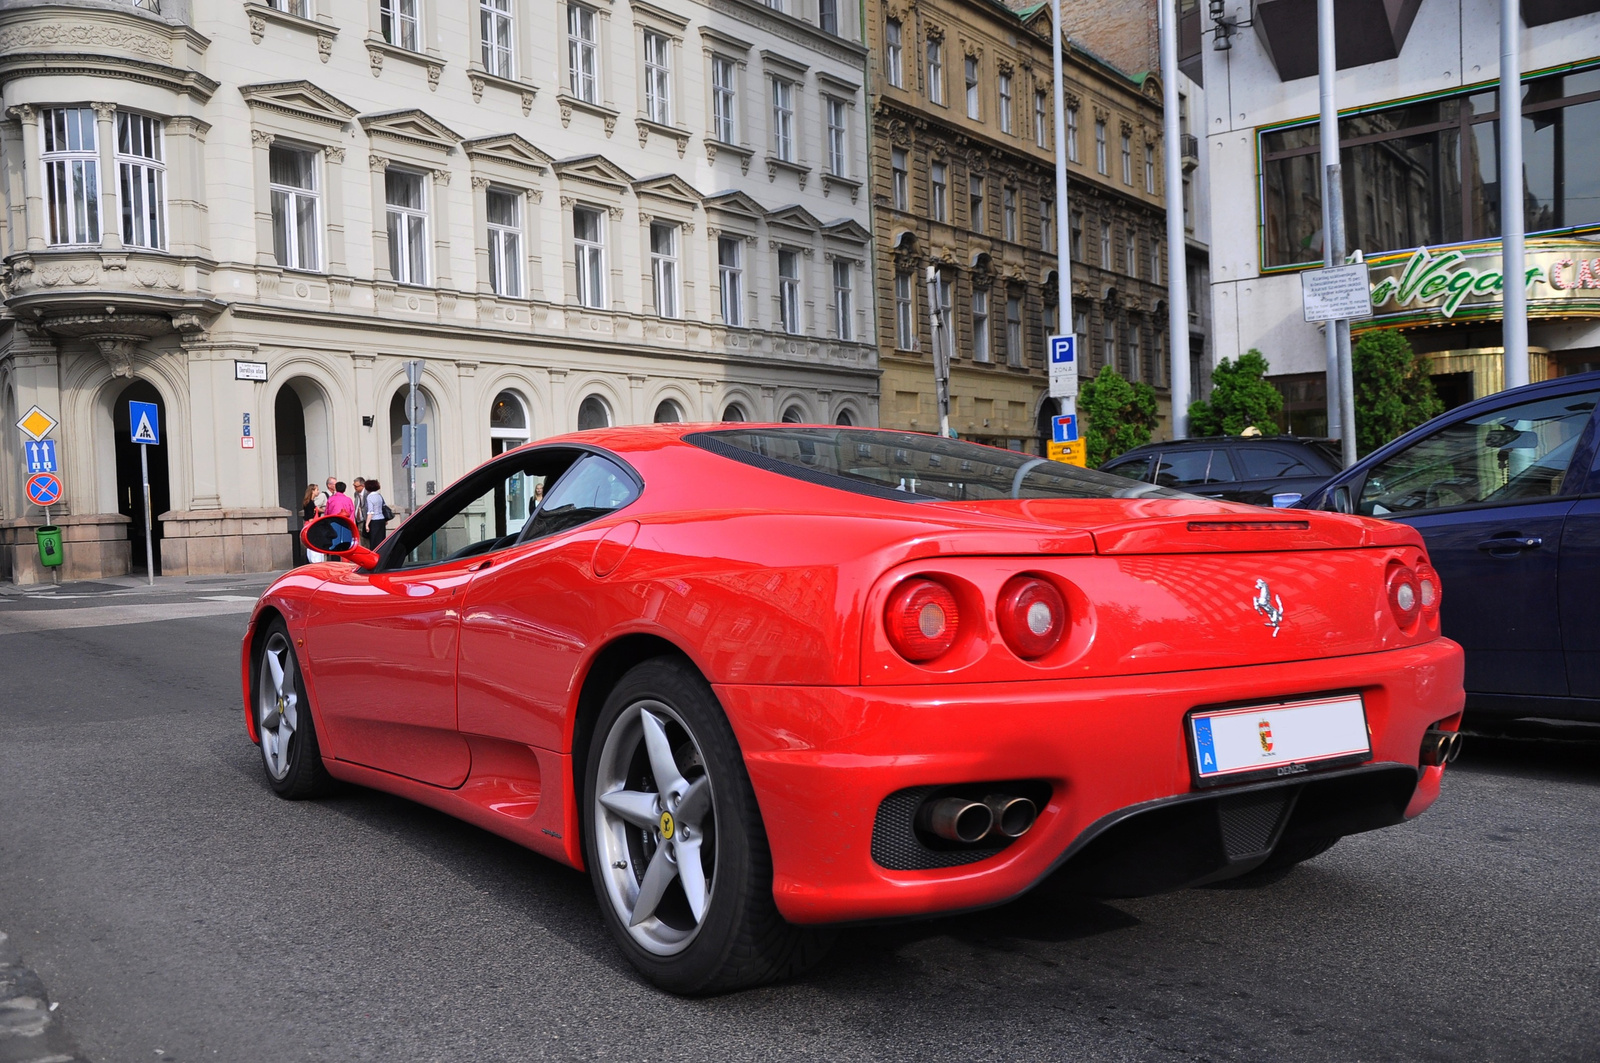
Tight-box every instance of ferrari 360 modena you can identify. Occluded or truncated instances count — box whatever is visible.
[242,425,1464,993]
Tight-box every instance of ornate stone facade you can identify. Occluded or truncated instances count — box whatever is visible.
[0,0,874,581]
[867,0,1171,450]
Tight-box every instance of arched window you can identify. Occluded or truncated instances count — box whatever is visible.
[490,390,529,441]
[835,408,854,426]
[653,399,683,423]
[578,394,611,431]
[781,404,805,423]
[720,403,746,422]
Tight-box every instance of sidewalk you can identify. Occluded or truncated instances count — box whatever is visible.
[0,570,286,636]
[0,570,285,603]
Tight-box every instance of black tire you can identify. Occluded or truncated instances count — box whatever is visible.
[582,657,833,994]
[251,619,335,800]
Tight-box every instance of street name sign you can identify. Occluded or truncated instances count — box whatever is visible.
[129,401,161,445]
[26,472,62,507]
[234,360,268,381]
[1301,262,1374,322]
[16,405,57,442]
[25,439,58,473]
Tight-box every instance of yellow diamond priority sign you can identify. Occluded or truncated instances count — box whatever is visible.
[16,405,58,442]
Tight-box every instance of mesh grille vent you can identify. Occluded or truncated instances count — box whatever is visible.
[1218,791,1289,859]
[870,786,1011,870]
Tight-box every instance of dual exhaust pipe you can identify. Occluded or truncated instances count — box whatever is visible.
[917,793,1038,845]
[1420,728,1464,767]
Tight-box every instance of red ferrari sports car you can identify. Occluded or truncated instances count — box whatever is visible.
[243,425,1464,993]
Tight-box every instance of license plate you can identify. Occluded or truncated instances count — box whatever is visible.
[1189,693,1370,786]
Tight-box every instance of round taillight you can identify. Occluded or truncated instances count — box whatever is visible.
[885,578,960,662]
[997,575,1067,659]
[1416,562,1442,617]
[1387,564,1420,626]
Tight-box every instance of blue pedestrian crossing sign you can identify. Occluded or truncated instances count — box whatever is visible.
[1051,413,1080,444]
[25,439,58,473]
[129,400,160,445]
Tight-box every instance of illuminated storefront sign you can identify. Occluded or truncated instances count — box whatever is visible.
[1358,237,1600,330]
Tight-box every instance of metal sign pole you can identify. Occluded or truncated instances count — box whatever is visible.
[1499,0,1528,391]
[140,442,154,585]
[1159,0,1190,437]
[1317,0,1344,447]
[45,502,57,585]
[1051,0,1076,428]
[924,266,952,438]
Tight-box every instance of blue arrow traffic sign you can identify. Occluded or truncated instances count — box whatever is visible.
[129,400,160,445]
[26,472,61,507]
[25,439,57,473]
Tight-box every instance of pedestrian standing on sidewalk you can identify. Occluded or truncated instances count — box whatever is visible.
[352,477,367,531]
[325,481,355,526]
[363,478,389,547]
[320,476,336,516]
[301,483,323,563]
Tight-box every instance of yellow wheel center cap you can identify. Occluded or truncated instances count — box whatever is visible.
[659,811,675,839]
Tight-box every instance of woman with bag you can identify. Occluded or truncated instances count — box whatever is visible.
[363,478,389,547]
[300,484,324,563]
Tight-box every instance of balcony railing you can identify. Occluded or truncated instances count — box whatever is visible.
[1180,133,1199,171]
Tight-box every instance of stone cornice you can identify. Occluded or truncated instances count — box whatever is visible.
[706,0,867,66]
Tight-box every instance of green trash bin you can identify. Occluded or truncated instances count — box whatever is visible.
[36,525,63,568]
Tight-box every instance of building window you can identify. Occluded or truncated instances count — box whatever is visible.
[1067,106,1078,162]
[650,221,680,318]
[268,0,310,14]
[1069,210,1082,261]
[385,168,428,285]
[972,288,990,363]
[653,399,684,423]
[711,56,736,143]
[1003,187,1017,242]
[1095,119,1107,174]
[1005,295,1023,367]
[965,56,980,119]
[1040,197,1055,253]
[1073,308,1087,355]
[1043,300,1056,336]
[926,36,943,105]
[643,30,672,125]
[1129,323,1142,380]
[936,267,953,330]
[486,186,522,297]
[832,259,853,341]
[1149,239,1161,284]
[1125,232,1136,275]
[818,0,837,35]
[116,112,165,251]
[380,0,420,51]
[42,107,99,246]
[1102,317,1115,366]
[826,98,847,176]
[998,74,1012,134]
[968,174,984,233]
[1121,131,1132,184]
[1100,220,1111,268]
[885,19,903,87]
[1145,141,1156,193]
[481,0,514,78]
[718,235,743,326]
[931,160,948,222]
[1037,91,1049,148]
[778,249,801,333]
[895,270,915,349]
[578,394,611,429]
[269,145,319,271]
[568,4,599,104]
[771,78,795,162]
[891,147,908,210]
[573,205,605,308]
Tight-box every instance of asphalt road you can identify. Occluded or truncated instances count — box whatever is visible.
[1,602,1597,1062]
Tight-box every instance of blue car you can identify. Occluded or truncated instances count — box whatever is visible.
[1300,369,1600,727]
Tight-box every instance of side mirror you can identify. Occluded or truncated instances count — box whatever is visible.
[301,515,380,568]
[1328,485,1353,514]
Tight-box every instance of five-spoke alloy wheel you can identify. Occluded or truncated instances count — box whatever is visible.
[582,658,832,994]
[253,619,333,799]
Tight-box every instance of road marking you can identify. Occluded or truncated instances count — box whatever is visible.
[0,600,255,636]
[195,594,260,602]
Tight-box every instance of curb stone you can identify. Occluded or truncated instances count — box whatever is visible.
[0,932,91,1063]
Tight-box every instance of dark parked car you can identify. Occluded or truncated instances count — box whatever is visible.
[1101,435,1342,506]
[1300,369,1600,727]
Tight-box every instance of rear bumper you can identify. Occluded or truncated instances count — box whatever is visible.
[715,638,1464,925]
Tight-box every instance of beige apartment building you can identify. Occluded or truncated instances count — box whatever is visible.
[0,0,876,582]
[867,0,1171,452]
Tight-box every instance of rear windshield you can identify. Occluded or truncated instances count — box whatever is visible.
[687,427,1194,502]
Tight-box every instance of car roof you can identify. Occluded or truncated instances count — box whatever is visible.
[1108,436,1336,458]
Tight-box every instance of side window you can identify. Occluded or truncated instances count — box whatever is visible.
[388,451,579,569]
[1236,448,1316,479]
[1358,389,1599,516]
[1155,449,1235,487]
[1102,456,1151,482]
[522,453,640,542]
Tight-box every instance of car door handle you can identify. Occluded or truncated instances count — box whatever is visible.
[1477,536,1543,552]
[472,558,494,571]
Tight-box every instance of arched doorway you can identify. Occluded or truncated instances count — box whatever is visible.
[390,385,437,513]
[113,379,170,575]
[489,389,532,533]
[653,399,683,423]
[1035,397,1060,458]
[276,378,334,562]
[578,394,611,430]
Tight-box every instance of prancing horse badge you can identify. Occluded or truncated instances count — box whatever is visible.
[1252,578,1284,637]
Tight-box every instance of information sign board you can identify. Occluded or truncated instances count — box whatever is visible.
[1302,262,1374,322]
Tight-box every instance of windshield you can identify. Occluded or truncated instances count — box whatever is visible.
[687,427,1195,502]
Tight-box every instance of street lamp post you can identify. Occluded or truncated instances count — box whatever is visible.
[1051,0,1076,425]
[1159,0,1190,438]
[1500,0,1528,391]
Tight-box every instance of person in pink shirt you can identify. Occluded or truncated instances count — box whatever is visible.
[324,479,356,523]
